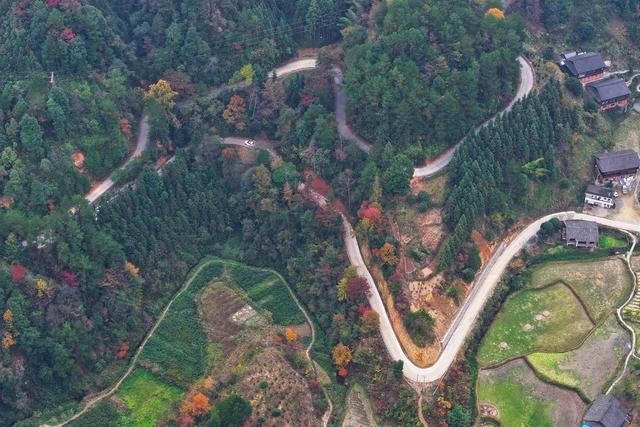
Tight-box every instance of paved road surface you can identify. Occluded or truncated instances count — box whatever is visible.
[349,211,640,382]
[86,58,318,204]
[332,57,534,176]
[333,67,372,153]
[85,115,149,204]
[270,58,318,78]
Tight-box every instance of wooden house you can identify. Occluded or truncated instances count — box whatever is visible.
[562,52,606,83]
[586,78,631,110]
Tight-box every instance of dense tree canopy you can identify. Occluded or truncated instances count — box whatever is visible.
[344,0,524,157]
[439,80,580,269]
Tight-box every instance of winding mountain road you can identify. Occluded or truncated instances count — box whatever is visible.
[85,115,149,204]
[86,53,635,386]
[246,54,637,384]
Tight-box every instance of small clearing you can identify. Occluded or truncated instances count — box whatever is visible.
[478,358,586,427]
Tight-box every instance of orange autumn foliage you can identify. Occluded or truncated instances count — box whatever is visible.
[201,376,215,391]
[223,95,247,130]
[284,327,298,342]
[2,331,15,349]
[124,261,140,278]
[486,7,505,19]
[3,309,13,326]
[181,392,211,418]
[332,343,352,368]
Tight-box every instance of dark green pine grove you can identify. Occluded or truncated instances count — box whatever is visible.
[343,0,524,159]
[438,80,581,269]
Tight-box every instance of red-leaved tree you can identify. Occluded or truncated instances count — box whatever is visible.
[60,271,79,287]
[60,27,76,42]
[11,264,27,283]
[357,201,382,228]
[116,342,129,358]
[119,118,132,136]
[345,276,371,303]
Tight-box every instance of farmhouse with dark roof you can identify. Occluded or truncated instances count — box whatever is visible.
[562,52,606,83]
[586,78,631,110]
[582,394,630,427]
[595,150,640,181]
[561,220,599,248]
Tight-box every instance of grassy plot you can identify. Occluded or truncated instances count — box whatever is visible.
[117,369,184,427]
[530,258,632,323]
[477,372,553,427]
[477,359,586,427]
[599,234,629,249]
[527,316,629,400]
[477,283,593,367]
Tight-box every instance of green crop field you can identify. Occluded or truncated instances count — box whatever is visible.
[477,283,594,367]
[117,369,184,427]
[477,358,587,427]
[226,262,306,325]
[530,259,632,323]
[69,370,183,427]
[477,367,554,427]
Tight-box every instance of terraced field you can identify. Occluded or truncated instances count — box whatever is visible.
[527,315,628,400]
[477,257,634,426]
[477,283,593,367]
[530,258,632,323]
[65,258,320,427]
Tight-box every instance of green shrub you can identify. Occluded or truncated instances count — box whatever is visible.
[565,77,583,97]
[403,309,436,346]
[271,408,282,417]
[208,394,251,427]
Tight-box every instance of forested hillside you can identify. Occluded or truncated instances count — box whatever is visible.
[0,0,351,424]
[344,0,524,159]
[439,81,581,269]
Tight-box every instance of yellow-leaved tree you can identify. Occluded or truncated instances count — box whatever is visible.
[2,309,13,326]
[124,261,140,279]
[2,331,15,349]
[332,343,352,368]
[35,279,47,297]
[144,79,178,108]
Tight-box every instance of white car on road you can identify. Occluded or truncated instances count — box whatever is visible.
[244,139,255,147]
